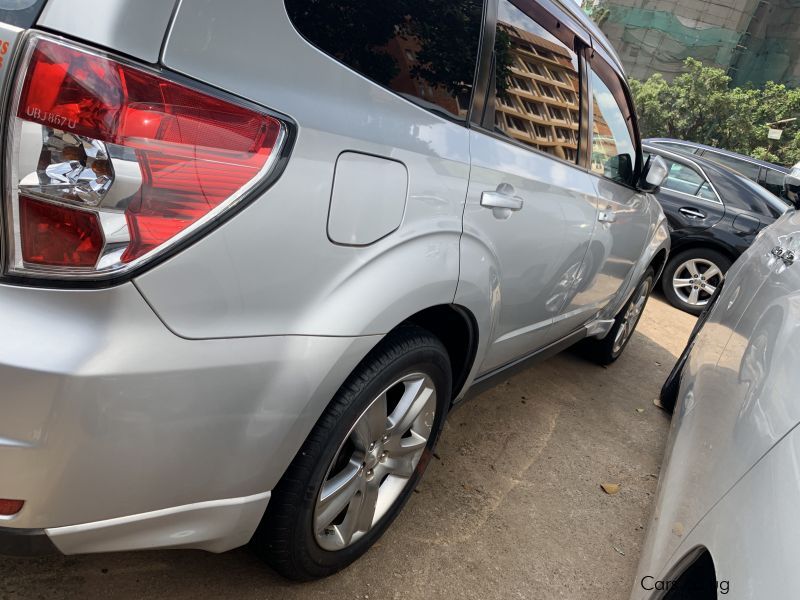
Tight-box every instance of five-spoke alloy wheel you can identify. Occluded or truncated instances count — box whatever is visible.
[314,373,436,551]
[663,249,731,315]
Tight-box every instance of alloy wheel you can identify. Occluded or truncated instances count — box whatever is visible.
[672,258,723,307]
[314,373,437,551]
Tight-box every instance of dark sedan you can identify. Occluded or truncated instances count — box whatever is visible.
[644,143,791,314]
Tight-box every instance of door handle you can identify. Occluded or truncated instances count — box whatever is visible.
[481,184,524,219]
[481,191,524,211]
[679,207,706,219]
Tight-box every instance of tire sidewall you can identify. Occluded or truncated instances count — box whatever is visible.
[610,270,654,360]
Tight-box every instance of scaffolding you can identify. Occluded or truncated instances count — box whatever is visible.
[585,0,800,86]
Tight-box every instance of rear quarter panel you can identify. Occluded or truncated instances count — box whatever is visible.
[133,0,469,339]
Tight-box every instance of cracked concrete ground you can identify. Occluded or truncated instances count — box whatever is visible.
[0,296,696,600]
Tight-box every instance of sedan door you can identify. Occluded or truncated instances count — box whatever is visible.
[651,153,725,235]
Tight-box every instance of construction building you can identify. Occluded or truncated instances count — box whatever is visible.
[584,0,800,87]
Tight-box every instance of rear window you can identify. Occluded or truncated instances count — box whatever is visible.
[720,170,789,219]
[285,0,483,121]
[0,0,46,28]
[702,150,761,181]
[658,141,698,154]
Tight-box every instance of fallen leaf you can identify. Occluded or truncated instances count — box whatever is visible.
[653,397,665,409]
[601,483,620,495]
[635,408,644,413]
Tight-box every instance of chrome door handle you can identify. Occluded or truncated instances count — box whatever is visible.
[679,207,706,219]
[480,191,524,211]
[481,184,524,220]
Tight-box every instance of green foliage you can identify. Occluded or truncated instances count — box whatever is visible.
[630,58,800,166]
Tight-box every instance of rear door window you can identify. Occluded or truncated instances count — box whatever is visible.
[285,0,483,120]
[662,160,706,196]
[489,0,582,163]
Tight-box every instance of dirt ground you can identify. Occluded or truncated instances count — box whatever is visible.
[0,296,697,600]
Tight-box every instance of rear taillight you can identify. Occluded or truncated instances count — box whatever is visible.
[3,35,286,280]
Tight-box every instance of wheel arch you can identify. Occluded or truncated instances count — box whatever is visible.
[401,304,479,403]
[649,247,669,281]
[668,239,739,268]
[657,546,720,599]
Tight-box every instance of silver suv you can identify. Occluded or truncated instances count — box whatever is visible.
[0,0,669,580]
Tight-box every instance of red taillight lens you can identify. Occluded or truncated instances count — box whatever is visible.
[0,499,24,516]
[5,35,285,278]
[20,196,104,266]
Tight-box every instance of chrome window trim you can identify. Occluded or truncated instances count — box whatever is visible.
[643,145,723,205]
[651,139,788,173]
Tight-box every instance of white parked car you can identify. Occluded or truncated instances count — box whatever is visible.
[634,207,800,598]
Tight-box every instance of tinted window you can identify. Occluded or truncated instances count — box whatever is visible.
[763,168,787,197]
[590,66,637,185]
[702,151,760,181]
[717,171,788,219]
[491,1,581,163]
[285,0,483,120]
[662,159,706,196]
[697,182,717,201]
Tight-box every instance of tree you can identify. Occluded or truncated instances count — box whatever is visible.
[630,58,800,166]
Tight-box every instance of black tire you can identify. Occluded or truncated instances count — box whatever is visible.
[662,248,731,316]
[579,268,655,365]
[251,325,451,581]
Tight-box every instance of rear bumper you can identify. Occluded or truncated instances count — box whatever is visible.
[0,281,376,553]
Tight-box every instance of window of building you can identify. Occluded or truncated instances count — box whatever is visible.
[511,76,531,92]
[549,106,567,122]
[285,0,483,120]
[539,84,556,99]
[589,62,638,185]
[508,116,529,132]
[523,100,544,117]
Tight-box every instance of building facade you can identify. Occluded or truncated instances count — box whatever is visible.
[585,0,800,87]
